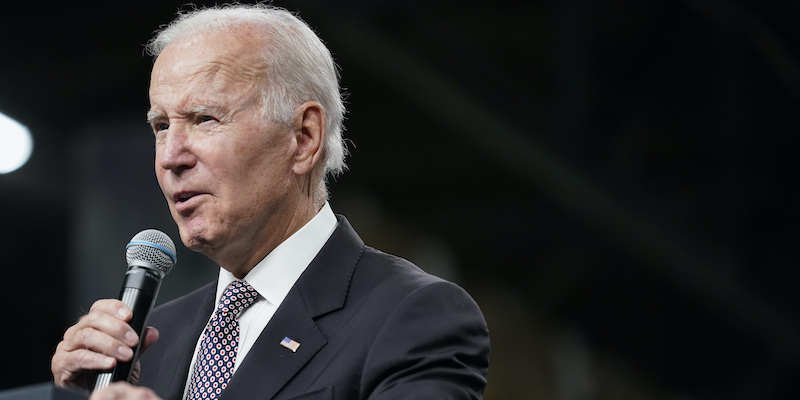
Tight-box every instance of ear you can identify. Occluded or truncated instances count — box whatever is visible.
[292,101,326,176]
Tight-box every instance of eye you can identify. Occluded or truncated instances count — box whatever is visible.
[198,115,217,124]
[152,123,169,133]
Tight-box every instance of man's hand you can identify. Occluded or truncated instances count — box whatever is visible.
[51,299,159,389]
[90,382,161,400]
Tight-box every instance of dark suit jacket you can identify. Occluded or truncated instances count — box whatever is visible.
[138,216,489,399]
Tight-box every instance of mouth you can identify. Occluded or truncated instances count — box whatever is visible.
[173,191,206,211]
[174,191,199,202]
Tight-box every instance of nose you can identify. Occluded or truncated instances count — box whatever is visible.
[157,126,197,173]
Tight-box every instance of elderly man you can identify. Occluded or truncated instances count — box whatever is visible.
[51,4,489,400]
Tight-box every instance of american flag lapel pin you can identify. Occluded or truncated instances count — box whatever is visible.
[280,336,301,352]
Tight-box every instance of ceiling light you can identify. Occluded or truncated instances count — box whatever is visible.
[0,112,33,174]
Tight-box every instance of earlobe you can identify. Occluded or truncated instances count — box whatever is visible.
[292,101,326,176]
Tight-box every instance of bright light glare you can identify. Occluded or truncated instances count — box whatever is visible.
[0,112,33,174]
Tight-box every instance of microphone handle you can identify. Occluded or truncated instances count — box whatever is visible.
[94,267,162,390]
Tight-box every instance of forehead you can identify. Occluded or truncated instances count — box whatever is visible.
[149,27,268,105]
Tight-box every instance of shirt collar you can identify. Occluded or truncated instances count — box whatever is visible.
[215,202,338,308]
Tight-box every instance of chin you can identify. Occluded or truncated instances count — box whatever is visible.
[178,225,214,254]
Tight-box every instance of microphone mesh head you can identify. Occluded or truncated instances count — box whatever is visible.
[126,229,177,276]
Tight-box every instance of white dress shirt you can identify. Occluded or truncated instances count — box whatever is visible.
[182,202,338,399]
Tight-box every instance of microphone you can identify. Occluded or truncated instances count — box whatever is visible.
[94,229,177,390]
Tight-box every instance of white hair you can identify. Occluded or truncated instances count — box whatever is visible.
[146,3,348,182]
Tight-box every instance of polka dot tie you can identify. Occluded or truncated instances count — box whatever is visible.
[188,280,259,400]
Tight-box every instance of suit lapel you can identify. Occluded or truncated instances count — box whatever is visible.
[221,284,326,400]
[220,216,365,400]
[151,283,216,400]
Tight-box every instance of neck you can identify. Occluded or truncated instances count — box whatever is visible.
[219,196,324,279]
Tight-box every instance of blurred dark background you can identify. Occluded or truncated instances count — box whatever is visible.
[1,0,798,398]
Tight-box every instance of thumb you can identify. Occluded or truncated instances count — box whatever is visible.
[140,327,160,354]
[129,327,159,385]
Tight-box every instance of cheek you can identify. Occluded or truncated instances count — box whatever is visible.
[231,138,281,178]
[154,174,166,195]
[154,150,165,183]
[154,167,169,197]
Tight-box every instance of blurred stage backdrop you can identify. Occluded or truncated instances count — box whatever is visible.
[1,1,798,398]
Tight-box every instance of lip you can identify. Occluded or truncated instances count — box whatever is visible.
[173,191,207,213]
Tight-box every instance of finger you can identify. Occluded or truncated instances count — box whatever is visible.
[61,323,136,361]
[52,348,115,386]
[90,382,160,400]
[129,327,159,385]
[140,327,160,354]
[88,299,134,322]
[62,312,139,352]
[89,382,125,400]
[52,301,140,387]
[85,301,138,346]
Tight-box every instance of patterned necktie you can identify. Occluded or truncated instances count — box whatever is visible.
[188,280,259,400]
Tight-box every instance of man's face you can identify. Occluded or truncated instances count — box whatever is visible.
[148,28,298,268]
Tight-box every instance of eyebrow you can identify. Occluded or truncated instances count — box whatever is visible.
[146,110,164,125]
[187,105,227,117]
[145,105,228,125]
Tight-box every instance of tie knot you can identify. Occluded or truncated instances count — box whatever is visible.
[217,280,258,316]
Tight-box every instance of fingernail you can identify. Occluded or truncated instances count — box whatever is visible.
[118,345,133,359]
[125,330,138,345]
[117,307,131,319]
